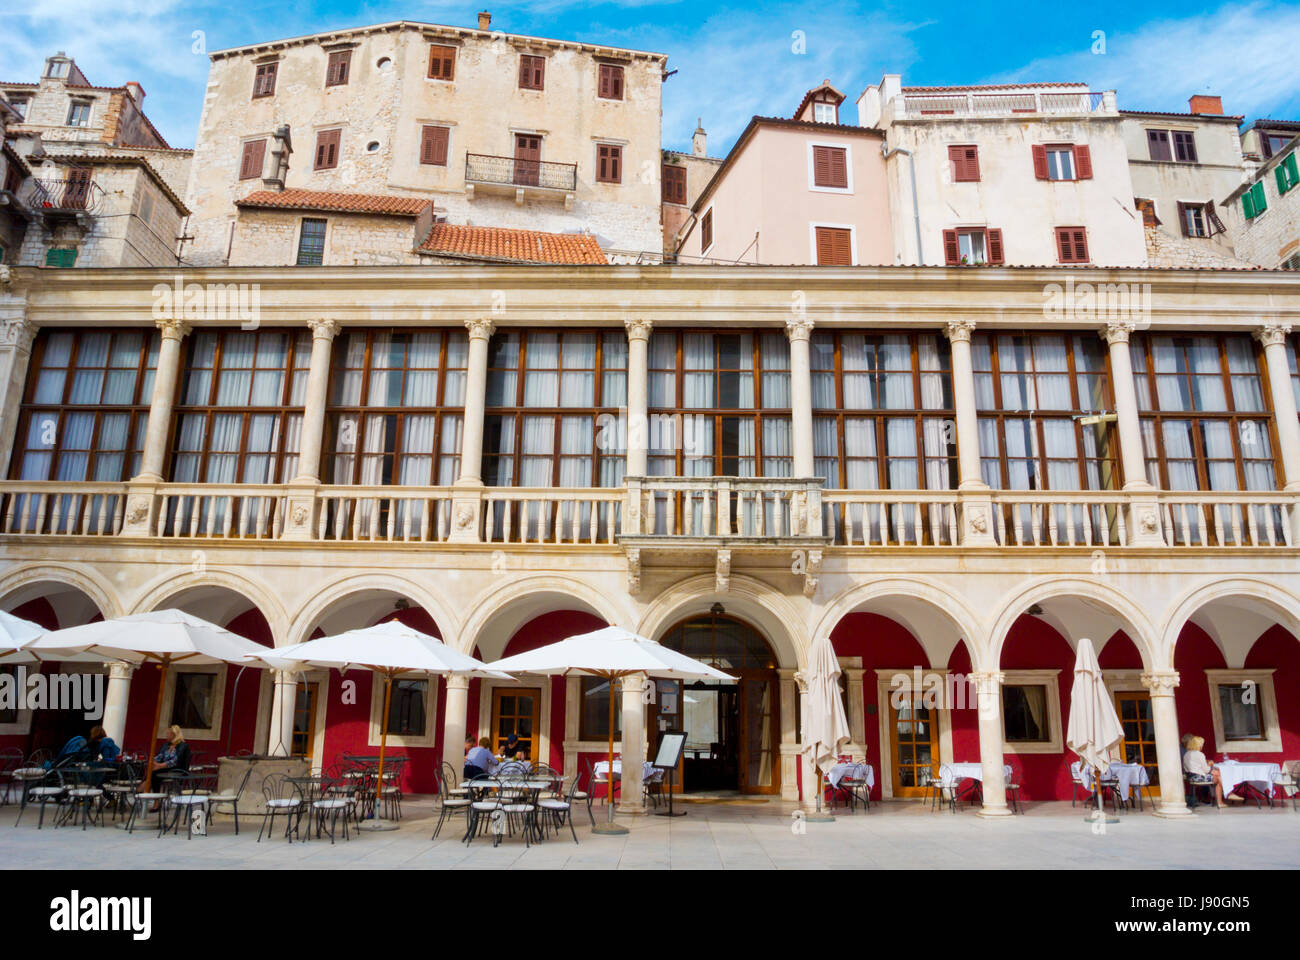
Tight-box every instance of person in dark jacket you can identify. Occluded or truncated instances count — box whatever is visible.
[151,725,191,776]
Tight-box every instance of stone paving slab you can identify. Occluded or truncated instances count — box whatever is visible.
[2,797,1297,869]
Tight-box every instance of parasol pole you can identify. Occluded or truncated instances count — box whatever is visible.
[592,669,629,836]
[141,654,170,794]
[375,671,393,816]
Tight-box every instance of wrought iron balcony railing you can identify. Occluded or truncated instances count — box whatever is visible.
[465,152,578,192]
[18,177,105,216]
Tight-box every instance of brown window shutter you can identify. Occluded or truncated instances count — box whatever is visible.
[814,227,852,265]
[253,62,277,98]
[428,45,456,80]
[1032,144,1049,180]
[315,129,340,170]
[813,146,831,185]
[1176,201,1189,236]
[239,139,266,180]
[1206,200,1225,235]
[1073,144,1092,179]
[598,64,624,100]
[964,146,980,181]
[662,165,686,204]
[597,144,622,183]
[1072,228,1088,263]
[1055,228,1070,263]
[813,146,848,187]
[943,229,960,265]
[950,145,979,182]
[815,228,833,265]
[701,209,713,250]
[986,228,1004,264]
[1147,130,1172,162]
[948,145,963,180]
[520,55,545,90]
[326,51,351,86]
[420,125,449,166]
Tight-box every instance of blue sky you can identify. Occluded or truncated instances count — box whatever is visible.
[5,0,1300,154]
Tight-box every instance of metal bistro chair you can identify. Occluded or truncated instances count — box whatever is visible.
[1070,764,1088,806]
[844,765,872,813]
[498,771,538,848]
[258,773,304,843]
[432,769,473,840]
[207,767,252,835]
[441,761,470,800]
[0,746,24,806]
[102,760,143,822]
[60,765,108,829]
[310,773,354,844]
[1004,762,1024,815]
[464,775,503,846]
[538,771,581,844]
[1278,761,1300,812]
[378,756,406,821]
[162,771,217,839]
[19,768,66,829]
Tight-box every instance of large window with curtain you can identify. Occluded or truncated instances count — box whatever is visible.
[482,330,627,488]
[14,329,159,482]
[171,330,310,484]
[323,329,467,487]
[973,333,1119,491]
[809,331,955,543]
[645,330,791,477]
[1131,334,1276,492]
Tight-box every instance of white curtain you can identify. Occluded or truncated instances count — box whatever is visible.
[560,333,596,407]
[524,332,560,406]
[811,332,835,409]
[521,416,555,486]
[54,413,93,480]
[438,415,462,485]
[972,336,996,409]
[978,418,1001,487]
[1160,420,1199,490]
[922,418,952,490]
[1042,418,1079,489]
[335,335,366,406]
[171,414,206,483]
[761,333,790,408]
[648,332,676,408]
[1033,336,1071,409]
[241,413,281,483]
[399,415,436,486]
[813,418,839,488]
[880,335,912,409]
[444,332,468,406]
[884,418,918,489]
[918,335,949,410]
[94,413,130,481]
[216,332,254,405]
[683,333,714,407]
[358,414,387,485]
[841,335,874,408]
[762,419,791,477]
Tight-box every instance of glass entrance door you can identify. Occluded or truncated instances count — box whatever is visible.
[492,687,540,761]
[291,681,318,760]
[1115,691,1159,786]
[739,676,779,794]
[890,700,938,797]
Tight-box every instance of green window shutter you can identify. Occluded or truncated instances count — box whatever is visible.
[1243,189,1255,219]
[1277,163,1289,195]
[44,247,77,267]
[1284,153,1300,193]
[1252,180,1268,215]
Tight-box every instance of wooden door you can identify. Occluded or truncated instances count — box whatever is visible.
[647,679,685,793]
[514,134,541,186]
[492,687,541,761]
[889,700,938,797]
[1115,691,1159,786]
[291,682,318,760]
[65,167,92,208]
[738,675,780,794]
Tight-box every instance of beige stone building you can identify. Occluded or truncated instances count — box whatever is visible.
[184,15,668,267]
[661,121,722,257]
[1222,135,1300,270]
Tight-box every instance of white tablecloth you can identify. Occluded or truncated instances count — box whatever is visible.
[939,762,1013,787]
[1074,761,1151,800]
[1216,760,1282,800]
[593,760,657,782]
[826,762,875,790]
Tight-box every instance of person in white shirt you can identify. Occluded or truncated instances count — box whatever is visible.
[1182,735,1226,808]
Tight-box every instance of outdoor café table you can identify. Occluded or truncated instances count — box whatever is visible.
[57,764,116,829]
[1077,762,1150,806]
[827,762,875,790]
[938,762,1013,805]
[1216,760,1283,805]
[592,759,655,797]
[462,777,559,845]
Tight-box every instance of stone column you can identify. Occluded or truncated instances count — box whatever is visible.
[441,675,471,778]
[625,319,652,477]
[0,317,36,478]
[843,666,867,761]
[1102,322,1165,545]
[786,317,816,477]
[971,670,1012,817]
[778,669,800,800]
[1257,324,1300,491]
[1143,670,1195,818]
[946,320,995,544]
[266,670,299,758]
[101,662,134,745]
[450,318,494,542]
[283,319,341,540]
[617,674,648,814]
[123,318,190,536]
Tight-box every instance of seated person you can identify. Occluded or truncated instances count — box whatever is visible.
[1182,735,1226,808]
[464,736,495,780]
[501,733,523,759]
[50,733,88,768]
[150,725,191,780]
[86,725,120,763]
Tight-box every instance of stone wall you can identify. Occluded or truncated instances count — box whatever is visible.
[229,208,424,266]
[1144,225,1259,269]
[1223,162,1300,269]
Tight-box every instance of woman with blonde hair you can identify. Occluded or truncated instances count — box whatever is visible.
[151,724,192,776]
[1182,735,1226,808]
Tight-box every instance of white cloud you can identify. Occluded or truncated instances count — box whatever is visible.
[993,2,1300,120]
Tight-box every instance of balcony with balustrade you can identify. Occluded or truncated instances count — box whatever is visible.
[464,152,578,207]
[888,89,1114,123]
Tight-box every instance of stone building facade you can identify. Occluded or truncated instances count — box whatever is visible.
[183,16,667,267]
[1222,136,1300,270]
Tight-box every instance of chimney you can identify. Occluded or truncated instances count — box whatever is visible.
[1189,94,1223,115]
[692,118,706,158]
[478,11,491,30]
[124,81,145,105]
[262,124,293,193]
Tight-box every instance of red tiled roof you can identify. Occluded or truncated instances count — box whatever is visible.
[418,223,607,264]
[236,188,431,217]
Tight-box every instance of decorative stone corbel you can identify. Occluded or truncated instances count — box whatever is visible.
[715,548,731,593]
[626,547,641,594]
[803,548,822,598]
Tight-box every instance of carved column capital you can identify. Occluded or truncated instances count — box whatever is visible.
[155,318,191,342]
[944,319,976,343]
[968,670,1005,693]
[1140,670,1180,696]
[1101,320,1136,345]
[785,316,815,342]
[1255,323,1293,348]
[624,318,653,342]
[0,317,36,353]
[307,318,342,341]
[465,318,496,341]
[445,674,472,692]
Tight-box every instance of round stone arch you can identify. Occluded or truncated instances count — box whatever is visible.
[635,574,807,670]
[0,562,122,622]
[1158,578,1300,669]
[287,572,460,648]
[987,576,1159,673]
[130,567,290,643]
[812,577,986,670]
[459,574,632,660]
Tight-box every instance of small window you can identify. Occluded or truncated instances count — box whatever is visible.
[701,208,713,251]
[296,218,327,266]
[519,54,545,91]
[238,138,266,180]
[814,226,852,265]
[253,61,278,98]
[811,145,848,188]
[1055,226,1090,264]
[8,99,27,120]
[597,63,624,100]
[428,44,456,81]
[1275,152,1299,195]
[420,125,449,166]
[1263,133,1294,158]
[45,59,70,79]
[662,164,686,204]
[1002,684,1050,743]
[1217,683,1263,741]
[1178,202,1208,238]
[942,227,1005,266]
[1243,181,1268,220]
[813,101,837,124]
[44,247,77,267]
[596,143,622,183]
[1172,130,1198,163]
[171,672,216,729]
[948,144,979,182]
[66,101,90,127]
[314,129,341,170]
[325,50,352,87]
[1147,129,1172,161]
[578,677,622,740]
[385,679,428,737]
[958,229,986,264]
[1046,145,1074,180]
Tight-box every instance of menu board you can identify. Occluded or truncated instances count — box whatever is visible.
[653,730,686,769]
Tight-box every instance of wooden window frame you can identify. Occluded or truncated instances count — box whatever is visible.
[700,207,713,253]
[810,143,850,191]
[419,125,450,166]
[518,54,546,91]
[595,142,623,184]
[1146,129,1172,162]
[252,61,278,99]
[325,50,352,87]
[948,144,980,182]
[1171,130,1198,163]
[597,63,624,101]
[999,670,1063,754]
[1054,226,1090,264]
[662,163,687,205]
[11,328,159,482]
[943,227,1004,266]
[296,217,327,266]
[812,224,854,265]
[313,128,341,171]
[428,44,456,81]
[323,328,469,489]
[65,100,91,127]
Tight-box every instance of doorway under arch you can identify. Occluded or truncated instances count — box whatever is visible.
[656,613,781,795]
